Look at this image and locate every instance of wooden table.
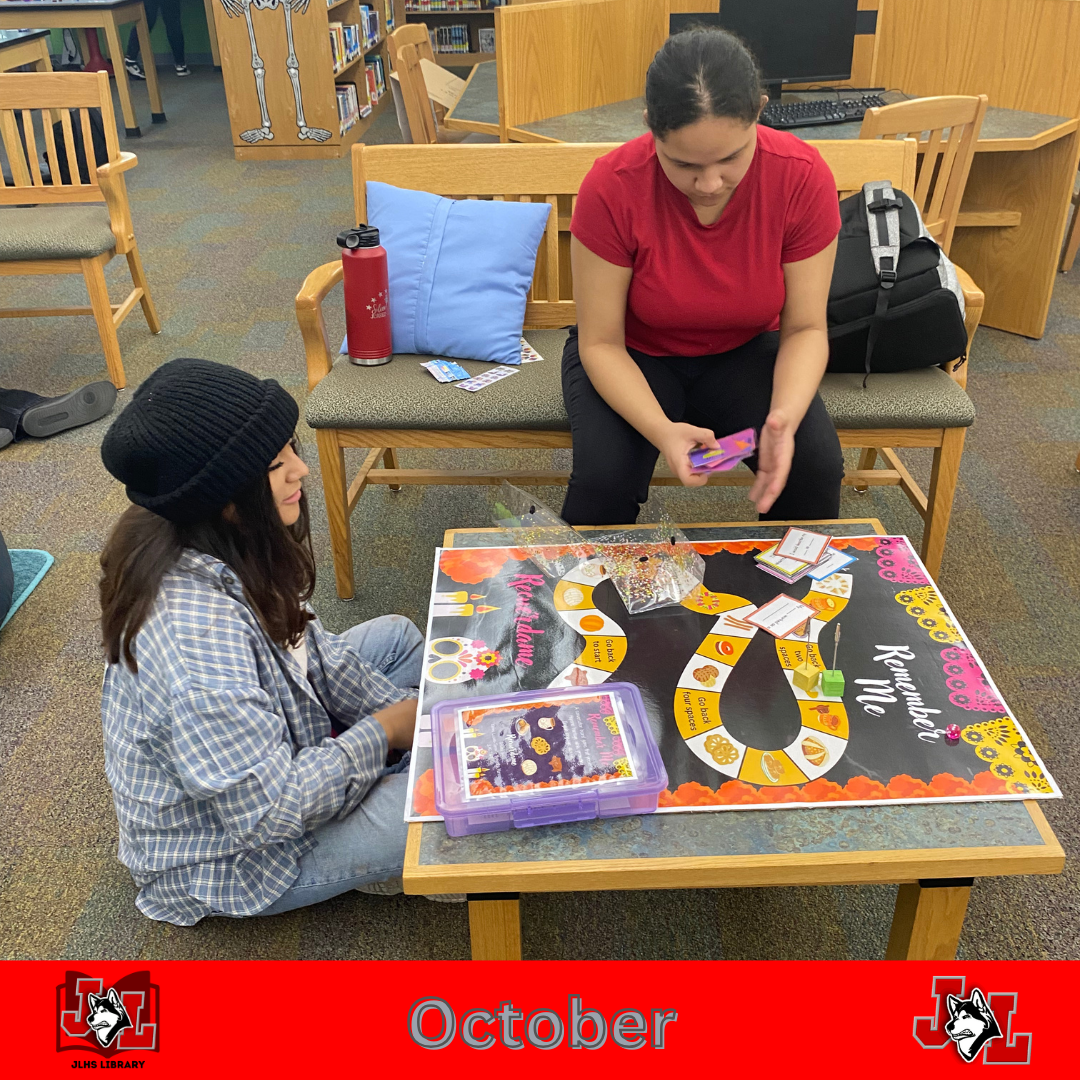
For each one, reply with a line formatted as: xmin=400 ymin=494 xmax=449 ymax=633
xmin=0 ymin=28 xmax=52 ymax=73
xmin=447 ymin=81 xmax=1079 ymax=340
xmin=0 ymin=0 xmax=165 ymax=137
xmin=403 ymin=518 xmax=1065 ymax=961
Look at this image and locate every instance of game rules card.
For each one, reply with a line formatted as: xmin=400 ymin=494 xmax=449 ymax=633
xmin=454 ymin=691 xmax=635 ymax=799
xmin=745 ymin=594 xmax=818 ymax=639
xmin=774 ymin=527 xmax=831 ymax=564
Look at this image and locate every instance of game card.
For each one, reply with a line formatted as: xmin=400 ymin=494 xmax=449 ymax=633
xmin=806 ymin=546 xmax=857 ymax=580
xmin=755 ymin=543 xmax=810 ymax=577
xmin=745 ymin=594 xmax=818 ymax=639
xmin=455 ymin=366 xmax=519 ymax=392
xmin=454 ymin=691 xmax=635 ymax=799
xmin=688 ymin=427 xmax=756 ymax=473
xmin=774 ymin=527 xmax=831 ymax=565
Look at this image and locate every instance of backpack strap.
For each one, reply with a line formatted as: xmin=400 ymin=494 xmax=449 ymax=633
xmin=862 ymin=181 xmax=903 ymax=384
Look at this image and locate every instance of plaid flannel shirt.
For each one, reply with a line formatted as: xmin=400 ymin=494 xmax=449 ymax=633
xmin=101 ymin=550 xmax=414 ymax=925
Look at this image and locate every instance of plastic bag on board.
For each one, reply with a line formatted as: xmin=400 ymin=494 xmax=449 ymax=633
xmin=491 ymin=482 xmax=594 ymax=579
xmin=590 ymin=499 xmax=704 ymax=615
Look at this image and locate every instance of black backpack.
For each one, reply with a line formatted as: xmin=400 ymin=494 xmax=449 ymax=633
xmin=48 ymin=108 xmax=109 ymax=185
xmin=826 ymin=181 xmax=968 ymax=380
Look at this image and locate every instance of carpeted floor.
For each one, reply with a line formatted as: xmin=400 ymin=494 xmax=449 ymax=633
xmin=1 ymin=69 xmax=1078 ymax=961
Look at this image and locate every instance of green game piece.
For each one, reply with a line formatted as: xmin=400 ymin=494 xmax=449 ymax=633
xmin=821 ymin=669 xmax=845 ymax=697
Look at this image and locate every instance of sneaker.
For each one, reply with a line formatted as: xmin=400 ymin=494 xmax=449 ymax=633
xmin=124 ymin=58 xmax=146 ymax=80
xmin=174 ymin=63 xmax=190 ymax=76
xmin=18 ymin=381 xmax=118 ymax=439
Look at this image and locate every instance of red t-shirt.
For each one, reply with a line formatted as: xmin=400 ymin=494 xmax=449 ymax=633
xmin=570 ymin=126 xmax=841 ymax=357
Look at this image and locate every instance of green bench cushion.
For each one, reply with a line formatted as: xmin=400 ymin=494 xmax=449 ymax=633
xmin=304 ymin=328 xmax=975 ymax=432
xmin=0 ymin=205 xmax=116 ymax=261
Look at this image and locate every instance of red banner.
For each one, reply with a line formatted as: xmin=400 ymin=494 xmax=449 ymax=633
xmin=4 ymin=961 xmax=1073 ymax=1076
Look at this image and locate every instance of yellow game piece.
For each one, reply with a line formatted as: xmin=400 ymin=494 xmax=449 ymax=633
xmin=792 ymin=661 xmax=820 ymax=693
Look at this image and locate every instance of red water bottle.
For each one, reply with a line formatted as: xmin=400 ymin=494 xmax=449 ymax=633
xmin=338 ymin=225 xmax=392 ymax=366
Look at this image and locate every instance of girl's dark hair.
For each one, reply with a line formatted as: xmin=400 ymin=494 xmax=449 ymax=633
xmin=100 ymin=445 xmax=315 ymax=672
xmin=645 ymin=28 xmax=763 ymax=137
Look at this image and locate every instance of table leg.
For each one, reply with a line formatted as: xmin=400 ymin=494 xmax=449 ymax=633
xmin=102 ymin=16 xmax=140 ymax=137
xmin=885 ymin=878 xmax=972 ymax=960
xmin=467 ymin=893 xmax=521 ymax=960
xmin=36 ymin=38 xmax=53 ymax=73
xmin=135 ymin=14 xmax=166 ymax=123
xmin=76 ymin=29 xmax=91 ymax=70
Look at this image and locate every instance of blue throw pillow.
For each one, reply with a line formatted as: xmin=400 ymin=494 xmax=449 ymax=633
xmin=363 ymin=181 xmax=551 ymax=365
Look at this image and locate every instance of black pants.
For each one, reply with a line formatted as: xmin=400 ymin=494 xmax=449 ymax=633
xmin=560 ymin=328 xmax=844 ymax=526
xmin=127 ymin=0 xmax=185 ymax=64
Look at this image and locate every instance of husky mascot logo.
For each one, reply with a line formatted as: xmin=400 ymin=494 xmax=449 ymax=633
xmin=914 ymin=975 xmax=1032 ymax=1064
xmin=56 ymin=970 xmax=160 ymax=1057
xmin=944 ymin=989 xmax=1003 ymax=1062
xmin=85 ymin=987 xmax=133 ymax=1048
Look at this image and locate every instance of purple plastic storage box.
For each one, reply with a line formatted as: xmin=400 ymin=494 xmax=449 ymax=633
xmin=430 ymin=683 xmax=667 ymax=837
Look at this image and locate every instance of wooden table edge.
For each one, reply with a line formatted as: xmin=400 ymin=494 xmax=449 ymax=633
xmin=443 ymin=517 xmax=888 ymax=547
xmin=444 ymin=63 xmax=499 ymax=135
xmin=403 ymin=826 xmax=1064 ymax=895
xmin=972 ymin=117 xmax=1080 ymax=154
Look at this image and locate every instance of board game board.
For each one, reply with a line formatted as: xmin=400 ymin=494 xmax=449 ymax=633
xmin=404 ymin=535 xmax=1059 ymax=820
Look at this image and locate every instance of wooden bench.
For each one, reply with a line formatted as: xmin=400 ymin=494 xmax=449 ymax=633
xmin=296 ymin=139 xmax=983 ymax=599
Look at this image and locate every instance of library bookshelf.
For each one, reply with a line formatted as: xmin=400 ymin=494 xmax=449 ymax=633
xmin=404 ymin=1 xmax=503 ymax=67
xmin=212 ymin=0 xmax=405 ymax=160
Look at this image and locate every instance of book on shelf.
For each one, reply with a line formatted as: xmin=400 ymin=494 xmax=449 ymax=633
xmin=365 ymin=53 xmax=386 ymax=100
xmin=433 ymin=23 xmax=470 ymax=53
xmin=384 ymin=0 xmax=395 ymax=32
xmin=329 ymin=22 xmax=346 ymax=73
xmin=405 ymin=1 xmax=484 ymax=11
xmin=359 ymin=5 xmax=380 ymax=49
xmin=335 ymin=81 xmax=361 ymax=135
xmin=342 ymin=23 xmax=362 ymax=62
xmin=478 ymin=26 xmax=494 ymax=52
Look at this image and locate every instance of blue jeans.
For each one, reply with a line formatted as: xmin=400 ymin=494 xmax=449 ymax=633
xmin=255 ymin=614 xmax=423 ymax=917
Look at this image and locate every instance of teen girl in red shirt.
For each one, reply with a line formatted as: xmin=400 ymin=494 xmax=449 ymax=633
xmin=562 ymin=28 xmax=843 ymax=525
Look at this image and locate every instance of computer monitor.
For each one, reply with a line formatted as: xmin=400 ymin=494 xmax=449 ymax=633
xmin=670 ymin=1 xmax=860 ymax=98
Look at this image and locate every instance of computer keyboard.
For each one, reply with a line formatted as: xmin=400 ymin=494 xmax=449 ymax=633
xmin=760 ymin=94 xmax=888 ymax=130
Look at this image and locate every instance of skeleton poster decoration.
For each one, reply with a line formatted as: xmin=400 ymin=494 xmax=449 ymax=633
xmin=220 ymin=0 xmax=332 ymax=144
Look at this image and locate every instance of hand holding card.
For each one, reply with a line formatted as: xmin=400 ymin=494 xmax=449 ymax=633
xmin=688 ymin=427 xmax=757 ymax=473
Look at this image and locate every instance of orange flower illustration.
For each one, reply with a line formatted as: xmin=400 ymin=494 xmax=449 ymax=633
xmin=439 ymin=547 xmax=527 ymax=584
xmin=412 ymin=768 xmax=437 ymax=816
xmin=658 ymin=770 xmax=1011 ymax=808
xmin=830 ymin=537 xmax=881 ymax=551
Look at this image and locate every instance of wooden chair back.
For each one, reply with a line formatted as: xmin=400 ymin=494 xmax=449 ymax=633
xmin=859 ymin=94 xmax=988 ymax=254
xmin=386 ymin=23 xmax=440 ymax=145
xmin=352 ymin=138 xmax=917 ymax=330
xmin=494 ymin=0 xmax=668 ymax=139
xmin=0 ymin=71 xmax=120 ymax=204
xmin=812 ymin=136 xmax=919 ymax=200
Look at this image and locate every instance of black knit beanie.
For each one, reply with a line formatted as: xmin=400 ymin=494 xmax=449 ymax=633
xmin=101 ymin=358 xmax=299 ymax=523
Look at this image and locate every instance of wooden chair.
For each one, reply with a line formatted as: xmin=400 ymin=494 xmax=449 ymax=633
xmin=296 ymin=139 xmax=983 ymax=599
xmin=1060 ymin=180 xmax=1080 ymax=272
xmin=0 ymin=71 xmax=160 ymax=390
xmin=386 ymin=24 xmax=498 ymax=145
xmin=859 ymin=94 xmax=988 ymax=257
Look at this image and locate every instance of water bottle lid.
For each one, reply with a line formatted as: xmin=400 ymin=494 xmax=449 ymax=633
xmin=337 ymin=225 xmax=380 ymax=249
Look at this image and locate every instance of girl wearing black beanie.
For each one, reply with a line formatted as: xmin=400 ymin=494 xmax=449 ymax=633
xmin=98 ymin=358 xmax=424 ymax=925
